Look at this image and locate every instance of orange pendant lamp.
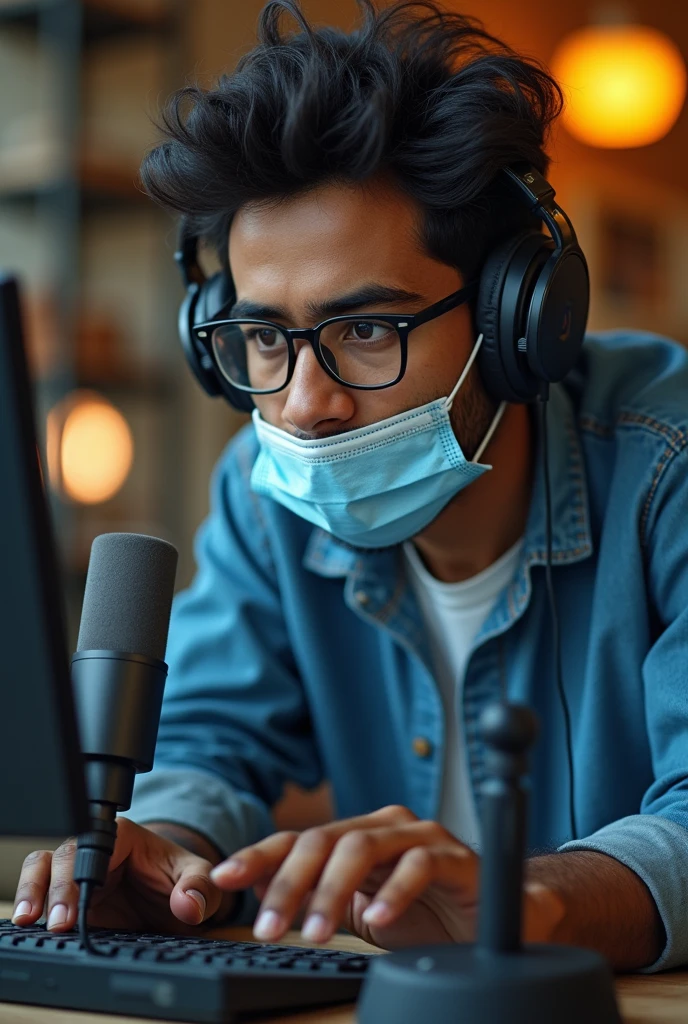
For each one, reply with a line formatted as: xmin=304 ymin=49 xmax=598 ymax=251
xmin=551 ymin=15 xmax=686 ymax=148
xmin=47 ymin=390 xmax=134 ymax=504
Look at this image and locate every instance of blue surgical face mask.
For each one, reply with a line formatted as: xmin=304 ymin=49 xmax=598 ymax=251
xmin=250 ymin=332 xmax=506 ymax=549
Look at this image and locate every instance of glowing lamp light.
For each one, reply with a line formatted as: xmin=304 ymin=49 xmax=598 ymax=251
xmin=47 ymin=390 xmax=134 ymax=504
xmin=552 ymin=24 xmax=687 ymax=148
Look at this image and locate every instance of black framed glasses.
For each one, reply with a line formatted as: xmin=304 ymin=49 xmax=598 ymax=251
xmin=192 ymin=280 xmax=478 ymax=394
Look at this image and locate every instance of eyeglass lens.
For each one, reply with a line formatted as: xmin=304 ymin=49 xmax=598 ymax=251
xmin=211 ymin=319 xmax=403 ymax=391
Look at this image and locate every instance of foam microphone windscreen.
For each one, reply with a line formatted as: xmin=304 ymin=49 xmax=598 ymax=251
xmin=76 ymin=533 xmax=179 ymax=662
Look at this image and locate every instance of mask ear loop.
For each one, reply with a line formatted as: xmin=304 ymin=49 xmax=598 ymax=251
xmin=441 ymin=332 xmax=507 ymax=466
xmin=444 ymin=333 xmax=484 ymax=410
xmin=471 ymin=401 xmax=507 ymax=465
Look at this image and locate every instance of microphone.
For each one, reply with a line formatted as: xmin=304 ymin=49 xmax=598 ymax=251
xmin=71 ymin=533 xmax=178 ymax=902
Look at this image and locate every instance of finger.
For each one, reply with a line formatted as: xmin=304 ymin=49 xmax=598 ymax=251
xmin=169 ymin=855 xmax=230 ymax=926
xmin=259 ymin=820 xmax=446 ymax=942
xmin=251 ymin=863 xmax=289 ymax=903
xmin=361 ymin=844 xmax=477 ymax=929
xmin=250 ymin=828 xmax=343 ymax=940
xmin=12 ymin=850 xmax=54 ymax=926
xmin=210 ymin=831 xmax=300 ymax=890
xmin=253 ymin=820 xmax=407 ymax=939
xmin=210 ymin=805 xmax=417 ymax=891
xmin=300 ymin=821 xmax=461 ymax=942
xmin=108 ymin=816 xmax=218 ymax=927
xmin=45 ymin=839 xmax=80 ymax=932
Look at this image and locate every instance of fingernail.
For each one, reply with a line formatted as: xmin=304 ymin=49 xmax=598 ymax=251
xmin=12 ymin=901 xmax=31 ymax=923
xmin=185 ymin=889 xmax=206 ymax=921
xmin=254 ymin=909 xmax=285 ymax=941
xmin=47 ymin=904 xmax=68 ymax=930
xmin=210 ymin=859 xmax=245 ymax=882
xmin=362 ymin=901 xmax=392 ymax=926
xmin=301 ymin=913 xmax=330 ymax=943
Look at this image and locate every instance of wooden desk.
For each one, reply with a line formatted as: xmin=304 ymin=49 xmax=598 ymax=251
xmin=0 ymin=902 xmax=686 ymax=1023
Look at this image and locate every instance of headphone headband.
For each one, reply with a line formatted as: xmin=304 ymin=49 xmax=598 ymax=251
xmin=503 ymin=164 xmax=577 ymax=252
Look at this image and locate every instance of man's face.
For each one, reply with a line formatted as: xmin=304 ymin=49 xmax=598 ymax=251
xmin=228 ymin=177 xmax=494 ymax=452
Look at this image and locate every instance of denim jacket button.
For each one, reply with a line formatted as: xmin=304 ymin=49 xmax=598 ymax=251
xmin=412 ymin=736 xmax=433 ymax=758
xmin=356 ymin=592 xmax=370 ymax=606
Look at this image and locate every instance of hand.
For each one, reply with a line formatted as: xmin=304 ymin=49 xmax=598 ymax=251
xmin=210 ymin=804 xmax=564 ymax=949
xmin=11 ymin=818 xmax=235 ymax=935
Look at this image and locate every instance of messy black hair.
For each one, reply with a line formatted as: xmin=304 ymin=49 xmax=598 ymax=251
xmin=141 ymin=0 xmax=563 ymax=283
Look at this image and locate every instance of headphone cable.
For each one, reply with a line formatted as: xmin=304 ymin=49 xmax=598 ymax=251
xmin=539 ymin=393 xmax=578 ymax=841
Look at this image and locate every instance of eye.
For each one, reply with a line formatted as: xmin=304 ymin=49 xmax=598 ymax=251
xmin=244 ymin=327 xmax=286 ymax=351
xmin=257 ymin=329 xmax=279 ymax=348
xmin=347 ymin=321 xmax=394 ymax=343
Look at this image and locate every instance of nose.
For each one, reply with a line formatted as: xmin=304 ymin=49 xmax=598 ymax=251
xmin=281 ymin=340 xmax=355 ymax=436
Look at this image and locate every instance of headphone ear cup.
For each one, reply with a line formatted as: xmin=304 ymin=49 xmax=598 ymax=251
xmin=180 ymin=271 xmax=255 ymax=414
xmin=194 ymin=271 xmax=234 ymax=323
xmin=524 ymin=246 xmax=589 ymax=385
xmin=178 ymin=281 xmax=222 ymax=397
xmin=476 ymin=230 xmax=552 ymax=404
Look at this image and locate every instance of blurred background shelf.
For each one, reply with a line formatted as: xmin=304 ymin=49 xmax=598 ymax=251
xmin=0 ymin=0 xmax=195 ymax=641
xmin=0 ymin=0 xmax=174 ymax=41
xmin=0 ymin=159 xmax=145 ymax=205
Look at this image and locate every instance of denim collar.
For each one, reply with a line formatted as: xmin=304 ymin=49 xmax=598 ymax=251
xmin=303 ymin=383 xmax=593 ymax=617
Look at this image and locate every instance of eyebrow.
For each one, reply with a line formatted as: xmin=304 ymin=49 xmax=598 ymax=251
xmin=229 ymin=284 xmax=425 ymax=323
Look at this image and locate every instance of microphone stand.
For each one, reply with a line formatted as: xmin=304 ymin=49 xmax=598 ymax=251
xmin=70 ymin=648 xmax=168 ymax=953
xmin=357 ymin=701 xmax=622 ymax=1024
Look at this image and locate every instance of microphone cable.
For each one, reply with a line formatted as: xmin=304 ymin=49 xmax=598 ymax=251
xmin=539 ymin=392 xmax=578 ymax=842
xmin=75 ymin=805 xmax=120 ymax=956
xmin=78 ymin=881 xmax=107 ymax=956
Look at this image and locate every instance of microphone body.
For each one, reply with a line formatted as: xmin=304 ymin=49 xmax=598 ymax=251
xmin=70 ymin=533 xmax=178 ymax=891
xmin=71 ymin=650 xmax=167 ymax=811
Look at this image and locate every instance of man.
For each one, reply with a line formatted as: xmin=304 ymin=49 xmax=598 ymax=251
xmin=13 ymin=0 xmax=688 ymax=973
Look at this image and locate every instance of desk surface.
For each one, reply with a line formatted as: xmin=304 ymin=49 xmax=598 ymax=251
xmin=0 ymin=902 xmax=686 ymax=1023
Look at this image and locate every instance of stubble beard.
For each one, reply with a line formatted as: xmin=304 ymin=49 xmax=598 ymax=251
xmin=449 ymin=366 xmax=499 ymax=461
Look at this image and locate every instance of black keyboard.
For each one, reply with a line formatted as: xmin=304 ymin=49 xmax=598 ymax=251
xmin=0 ymin=919 xmax=374 ymax=1022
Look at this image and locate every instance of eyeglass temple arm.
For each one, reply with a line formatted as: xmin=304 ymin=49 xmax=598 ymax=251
xmin=412 ymin=280 xmax=479 ymax=328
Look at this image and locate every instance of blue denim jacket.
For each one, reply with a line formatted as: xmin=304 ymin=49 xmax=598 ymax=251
xmin=127 ymin=331 xmax=688 ymax=971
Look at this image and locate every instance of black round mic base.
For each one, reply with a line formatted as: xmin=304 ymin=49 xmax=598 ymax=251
xmin=356 ymin=943 xmax=622 ymax=1024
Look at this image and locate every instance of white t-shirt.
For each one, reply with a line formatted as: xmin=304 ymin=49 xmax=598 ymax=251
xmin=403 ymin=537 xmax=524 ymax=850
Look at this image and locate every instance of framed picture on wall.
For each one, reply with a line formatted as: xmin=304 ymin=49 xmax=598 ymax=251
xmin=597 ymin=209 xmax=665 ymax=309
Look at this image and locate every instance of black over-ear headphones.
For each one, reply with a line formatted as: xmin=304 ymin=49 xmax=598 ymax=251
xmin=174 ymin=227 xmax=256 ymax=414
xmin=174 ymin=163 xmax=589 ymax=412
